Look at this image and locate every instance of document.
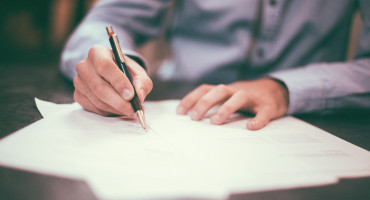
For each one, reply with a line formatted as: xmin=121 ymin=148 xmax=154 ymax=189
xmin=0 ymin=99 xmax=369 ymax=200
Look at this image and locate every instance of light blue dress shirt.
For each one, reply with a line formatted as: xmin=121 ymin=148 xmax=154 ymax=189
xmin=61 ymin=0 xmax=370 ymax=115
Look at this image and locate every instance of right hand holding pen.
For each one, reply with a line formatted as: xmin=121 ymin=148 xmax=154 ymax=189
xmin=73 ymin=46 xmax=153 ymax=117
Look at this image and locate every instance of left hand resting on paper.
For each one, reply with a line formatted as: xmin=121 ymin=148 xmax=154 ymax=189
xmin=176 ymin=78 xmax=289 ymax=130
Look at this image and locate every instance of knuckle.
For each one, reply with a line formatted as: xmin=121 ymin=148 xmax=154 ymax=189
xmin=198 ymin=98 xmax=211 ymax=108
xmin=215 ymin=84 xmax=233 ymax=94
xmin=221 ymin=103 xmax=234 ymax=113
xmin=235 ymin=91 xmax=248 ymax=102
xmin=178 ymin=98 xmax=191 ymax=110
xmin=198 ymin=84 xmax=211 ymax=92
xmin=73 ymin=91 xmax=80 ymax=102
xmin=94 ymin=58 xmax=107 ymax=74
xmin=91 ymin=84 xmax=105 ymax=96
xmin=184 ymin=92 xmax=200 ymax=104
xmin=111 ymin=76 xmax=125 ymax=89
xmin=88 ymin=46 xmax=100 ymax=59
xmin=73 ymin=76 xmax=83 ymax=88
xmin=75 ymin=61 xmax=86 ymax=74
xmin=94 ymin=101 xmax=107 ymax=110
xmin=88 ymin=46 xmax=109 ymax=73
xmin=72 ymin=76 xmax=78 ymax=87
xmin=236 ymin=90 xmax=247 ymax=97
xmin=216 ymin=84 xmax=227 ymax=91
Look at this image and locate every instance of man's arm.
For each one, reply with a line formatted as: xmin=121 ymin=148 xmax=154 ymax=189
xmin=177 ymin=0 xmax=370 ymax=130
xmin=270 ymin=59 xmax=370 ymax=115
xmin=61 ymin=0 xmax=171 ymax=116
xmin=270 ymin=0 xmax=370 ymax=115
xmin=60 ymin=0 xmax=171 ymax=80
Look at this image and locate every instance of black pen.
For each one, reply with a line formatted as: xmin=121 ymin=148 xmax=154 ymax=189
xmin=106 ymin=25 xmax=146 ymax=129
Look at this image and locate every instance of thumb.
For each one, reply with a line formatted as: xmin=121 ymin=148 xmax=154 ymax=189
xmin=132 ymin=78 xmax=153 ymax=103
xmin=125 ymin=57 xmax=153 ymax=103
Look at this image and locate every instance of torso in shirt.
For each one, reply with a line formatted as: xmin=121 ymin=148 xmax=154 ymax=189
xmin=161 ymin=0 xmax=357 ymax=84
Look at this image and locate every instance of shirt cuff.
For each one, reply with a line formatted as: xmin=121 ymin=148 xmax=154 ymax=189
xmin=268 ymin=65 xmax=328 ymax=114
xmin=121 ymin=49 xmax=150 ymax=74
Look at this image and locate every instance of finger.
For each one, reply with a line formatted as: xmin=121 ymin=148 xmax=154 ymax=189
xmin=125 ymin=56 xmax=153 ymax=103
xmin=176 ymin=84 xmax=213 ymax=115
xmin=76 ymin=59 xmax=134 ymax=117
xmin=73 ymin=75 xmax=120 ymax=115
xmin=74 ymin=90 xmax=111 ymax=116
xmin=88 ymin=74 xmax=135 ymax=117
xmin=210 ymin=91 xmax=248 ymax=125
xmin=246 ymin=107 xmax=273 ymax=130
xmin=190 ymin=84 xmax=233 ymax=121
xmin=89 ymin=46 xmax=135 ymax=101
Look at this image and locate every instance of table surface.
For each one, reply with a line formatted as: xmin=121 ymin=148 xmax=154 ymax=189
xmin=0 ymin=63 xmax=370 ymax=200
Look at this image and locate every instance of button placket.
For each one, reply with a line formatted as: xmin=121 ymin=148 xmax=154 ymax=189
xmin=252 ymin=0 xmax=284 ymax=63
xmin=257 ymin=47 xmax=265 ymax=58
xmin=269 ymin=0 xmax=277 ymax=7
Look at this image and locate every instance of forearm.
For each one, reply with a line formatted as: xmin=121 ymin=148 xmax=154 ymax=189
xmin=60 ymin=21 xmax=145 ymax=80
xmin=60 ymin=0 xmax=171 ymax=80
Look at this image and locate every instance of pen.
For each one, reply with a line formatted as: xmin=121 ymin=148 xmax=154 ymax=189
xmin=106 ymin=25 xmax=146 ymax=129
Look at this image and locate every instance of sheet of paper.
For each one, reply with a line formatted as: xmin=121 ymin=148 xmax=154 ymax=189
xmin=0 ymin=99 xmax=369 ymax=200
xmin=2 ymin=99 xmax=227 ymax=199
xmin=144 ymin=101 xmax=370 ymax=192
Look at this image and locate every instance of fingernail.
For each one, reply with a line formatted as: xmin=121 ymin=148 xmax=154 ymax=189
xmin=190 ymin=110 xmax=198 ymax=120
xmin=211 ymin=114 xmax=221 ymax=124
xmin=122 ymin=89 xmax=132 ymax=101
xmin=249 ymin=120 xmax=257 ymax=126
xmin=177 ymin=106 xmax=185 ymax=114
xmin=247 ymin=120 xmax=258 ymax=130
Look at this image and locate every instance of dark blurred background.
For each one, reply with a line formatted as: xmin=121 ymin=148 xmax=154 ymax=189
xmin=0 ymin=0 xmax=97 ymax=64
xmin=0 ymin=0 xmax=170 ymax=74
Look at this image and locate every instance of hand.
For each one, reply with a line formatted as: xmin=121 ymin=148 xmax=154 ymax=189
xmin=176 ymin=78 xmax=289 ymax=130
xmin=73 ymin=46 xmax=153 ymax=117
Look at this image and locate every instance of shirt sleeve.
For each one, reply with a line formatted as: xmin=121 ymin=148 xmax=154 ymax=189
xmin=270 ymin=60 xmax=370 ymax=114
xmin=269 ymin=0 xmax=370 ymax=115
xmin=60 ymin=0 xmax=171 ymax=80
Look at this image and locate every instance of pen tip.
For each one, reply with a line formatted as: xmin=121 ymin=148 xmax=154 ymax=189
xmin=136 ymin=110 xmax=146 ymax=130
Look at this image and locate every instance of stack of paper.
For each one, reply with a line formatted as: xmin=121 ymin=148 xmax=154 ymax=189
xmin=0 ymin=99 xmax=369 ymax=200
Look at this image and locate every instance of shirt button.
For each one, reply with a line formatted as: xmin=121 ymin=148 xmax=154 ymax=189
xmin=257 ymin=48 xmax=265 ymax=58
xmin=270 ymin=0 xmax=277 ymax=6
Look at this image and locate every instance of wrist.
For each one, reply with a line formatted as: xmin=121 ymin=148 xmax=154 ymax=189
xmin=266 ymin=77 xmax=290 ymax=112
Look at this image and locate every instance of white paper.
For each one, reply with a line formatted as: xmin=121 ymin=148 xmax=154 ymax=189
xmin=0 ymin=99 xmax=369 ymax=200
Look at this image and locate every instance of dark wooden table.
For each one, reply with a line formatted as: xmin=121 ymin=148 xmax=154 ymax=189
xmin=0 ymin=63 xmax=370 ymax=200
